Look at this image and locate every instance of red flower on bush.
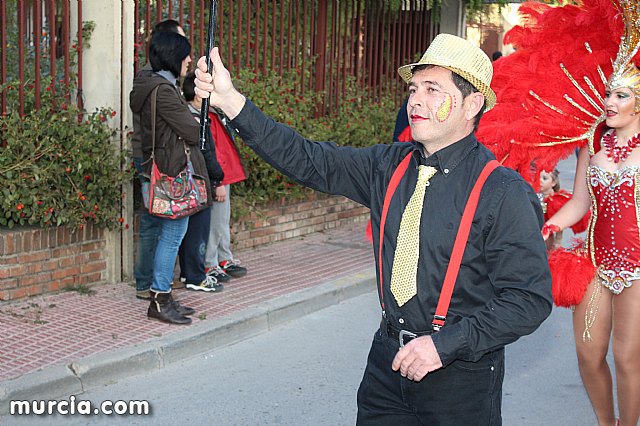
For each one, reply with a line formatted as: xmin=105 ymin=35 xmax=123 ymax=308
xmin=16 ymin=203 xmax=24 ymax=211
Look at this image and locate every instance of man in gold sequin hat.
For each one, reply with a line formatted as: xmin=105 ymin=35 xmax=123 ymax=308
xmin=192 ymin=29 xmax=552 ymax=423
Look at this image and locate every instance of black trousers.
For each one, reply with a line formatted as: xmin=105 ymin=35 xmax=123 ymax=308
xmin=178 ymin=207 xmax=211 ymax=284
xmin=356 ymin=328 xmax=504 ymax=426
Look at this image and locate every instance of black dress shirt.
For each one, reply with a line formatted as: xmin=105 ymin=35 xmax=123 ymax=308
xmin=232 ymin=101 xmax=553 ymax=367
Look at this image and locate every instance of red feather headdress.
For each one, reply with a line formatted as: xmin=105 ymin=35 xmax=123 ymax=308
xmin=477 ymin=0 xmax=640 ymax=186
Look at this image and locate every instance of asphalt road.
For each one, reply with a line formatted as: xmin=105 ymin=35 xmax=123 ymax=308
xmin=1 ymin=289 xmax=602 ymax=426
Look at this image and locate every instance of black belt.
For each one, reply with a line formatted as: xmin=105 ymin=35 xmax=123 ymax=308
xmin=381 ymin=318 xmax=433 ymax=348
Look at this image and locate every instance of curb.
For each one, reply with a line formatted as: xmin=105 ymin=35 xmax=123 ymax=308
xmin=0 ymin=269 xmax=376 ymax=415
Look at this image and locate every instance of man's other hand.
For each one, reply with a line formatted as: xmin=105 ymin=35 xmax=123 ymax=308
xmin=391 ymin=335 xmax=443 ymax=382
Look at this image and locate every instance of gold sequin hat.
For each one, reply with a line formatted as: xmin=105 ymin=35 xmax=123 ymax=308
xmin=397 ymin=33 xmax=496 ymax=111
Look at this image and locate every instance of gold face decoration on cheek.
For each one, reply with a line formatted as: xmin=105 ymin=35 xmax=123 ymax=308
xmin=435 ymin=93 xmax=453 ymax=122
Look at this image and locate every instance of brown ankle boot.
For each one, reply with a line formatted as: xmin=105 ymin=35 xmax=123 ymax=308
xmin=148 ymin=291 xmax=192 ymax=325
xmin=169 ymin=293 xmax=195 ymax=316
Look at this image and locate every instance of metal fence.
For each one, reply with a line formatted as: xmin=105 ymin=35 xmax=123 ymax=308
xmin=135 ymin=0 xmax=436 ymax=113
xmin=0 ymin=0 xmax=84 ymax=116
xmin=1 ymin=0 xmax=435 ymax=117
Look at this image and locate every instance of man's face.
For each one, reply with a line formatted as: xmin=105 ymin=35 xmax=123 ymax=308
xmin=406 ymin=67 xmax=468 ymax=147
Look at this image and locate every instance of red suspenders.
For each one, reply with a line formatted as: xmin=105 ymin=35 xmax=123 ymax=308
xmin=377 ymin=153 xmax=413 ymax=310
xmin=377 ymin=151 xmax=500 ymax=331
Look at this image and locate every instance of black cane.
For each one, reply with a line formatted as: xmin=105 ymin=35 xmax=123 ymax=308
xmin=199 ymin=0 xmax=217 ymax=150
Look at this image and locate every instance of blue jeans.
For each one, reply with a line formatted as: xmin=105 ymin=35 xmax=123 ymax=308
xmin=356 ymin=328 xmax=504 ymax=425
xmin=178 ymin=207 xmax=211 ymax=284
xmin=133 ymin=157 xmax=163 ymax=292
xmin=151 ymin=216 xmax=189 ymax=293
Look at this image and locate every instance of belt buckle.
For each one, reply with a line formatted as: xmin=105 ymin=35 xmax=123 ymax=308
xmin=398 ymin=329 xmax=417 ymax=348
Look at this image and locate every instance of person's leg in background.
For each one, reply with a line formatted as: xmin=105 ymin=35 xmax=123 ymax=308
xmin=213 ymin=185 xmax=247 ymax=279
xmin=148 ymin=216 xmax=192 ymax=324
xmin=133 ymin=157 xmax=162 ymax=300
xmin=180 ymin=207 xmax=223 ymax=293
xmin=204 ymin=184 xmax=234 ymax=282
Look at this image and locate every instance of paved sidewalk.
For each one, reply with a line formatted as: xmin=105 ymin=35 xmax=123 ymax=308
xmin=0 ymin=220 xmax=375 ymax=414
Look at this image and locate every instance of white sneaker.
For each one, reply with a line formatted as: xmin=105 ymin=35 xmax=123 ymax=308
xmin=185 ymin=275 xmax=224 ymax=292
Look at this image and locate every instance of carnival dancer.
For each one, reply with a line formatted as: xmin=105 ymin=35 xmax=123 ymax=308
xmin=475 ymin=1 xmax=640 ymax=424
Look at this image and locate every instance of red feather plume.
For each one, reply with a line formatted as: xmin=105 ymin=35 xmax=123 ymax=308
xmin=477 ymin=0 xmax=626 ymax=187
xmin=548 ymin=246 xmax=596 ymax=307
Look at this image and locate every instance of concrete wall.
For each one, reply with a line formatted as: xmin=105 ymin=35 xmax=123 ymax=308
xmin=74 ymin=0 xmax=136 ymax=284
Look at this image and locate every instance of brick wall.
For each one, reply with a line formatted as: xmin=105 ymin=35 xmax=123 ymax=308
xmin=232 ymin=195 xmax=369 ymax=250
xmin=0 ymin=224 xmax=106 ymax=301
xmin=0 ymin=195 xmax=369 ymax=302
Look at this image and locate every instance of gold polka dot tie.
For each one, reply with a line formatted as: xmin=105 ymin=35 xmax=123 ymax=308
xmin=390 ymin=165 xmax=437 ymax=307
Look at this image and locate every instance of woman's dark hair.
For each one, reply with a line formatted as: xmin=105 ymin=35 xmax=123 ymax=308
xmin=148 ymin=31 xmax=191 ymax=78
xmin=152 ymin=19 xmax=182 ymax=36
xmin=411 ymin=64 xmax=485 ymax=131
xmin=182 ymin=72 xmax=197 ymax=102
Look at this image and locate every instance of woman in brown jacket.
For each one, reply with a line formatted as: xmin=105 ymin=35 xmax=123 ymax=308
xmin=130 ymin=31 xmax=212 ymax=325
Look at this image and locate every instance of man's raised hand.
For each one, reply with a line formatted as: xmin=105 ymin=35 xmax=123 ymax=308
xmin=194 ymin=47 xmax=246 ymax=119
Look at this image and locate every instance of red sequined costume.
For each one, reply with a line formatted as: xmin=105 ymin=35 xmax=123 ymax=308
xmin=587 ymin=133 xmax=640 ymax=294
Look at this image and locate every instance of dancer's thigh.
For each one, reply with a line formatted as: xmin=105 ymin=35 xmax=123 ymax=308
xmin=573 ymin=279 xmax=613 ymax=357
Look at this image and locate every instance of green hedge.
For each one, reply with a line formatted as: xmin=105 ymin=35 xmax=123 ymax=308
xmin=0 ymin=79 xmax=131 ymax=229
